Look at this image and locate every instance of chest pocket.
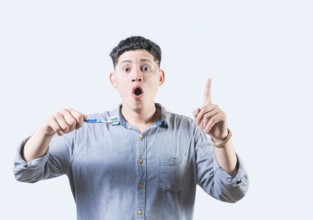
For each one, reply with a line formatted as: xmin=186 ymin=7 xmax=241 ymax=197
xmin=159 ymin=156 xmax=184 ymax=192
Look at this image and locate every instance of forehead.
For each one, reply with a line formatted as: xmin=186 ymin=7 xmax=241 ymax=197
xmin=117 ymin=49 xmax=155 ymax=65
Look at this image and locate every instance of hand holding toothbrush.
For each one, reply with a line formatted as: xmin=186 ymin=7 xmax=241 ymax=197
xmin=41 ymin=108 xmax=87 ymax=136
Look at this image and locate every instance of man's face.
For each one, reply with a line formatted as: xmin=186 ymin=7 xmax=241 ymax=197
xmin=110 ymin=49 xmax=165 ymax=112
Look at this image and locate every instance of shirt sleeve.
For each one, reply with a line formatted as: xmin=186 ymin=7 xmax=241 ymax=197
xmin=13 ymin=132 xmax=75 ymax=183
xmin=194 ymin=126 xmax=249 ymax=203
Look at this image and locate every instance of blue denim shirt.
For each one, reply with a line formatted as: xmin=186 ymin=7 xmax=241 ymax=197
xmin=14 ymin=103 xmax=249 ymax=220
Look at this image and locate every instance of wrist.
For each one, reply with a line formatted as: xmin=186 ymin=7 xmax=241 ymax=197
xmin=37 ymin=126 xmax=55 ymax=139
xmin=211 ymin=128 xmax=232 ymax=148
xmin=212 ymin=131 xmax=228 ymax=141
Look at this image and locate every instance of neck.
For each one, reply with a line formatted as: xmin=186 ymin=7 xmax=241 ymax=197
xmin=121 ymin=104 xmax=159 ymax=132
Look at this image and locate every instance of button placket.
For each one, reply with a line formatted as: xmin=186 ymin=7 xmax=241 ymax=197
xmin=136 ymin=132 xmax=146 ymax=219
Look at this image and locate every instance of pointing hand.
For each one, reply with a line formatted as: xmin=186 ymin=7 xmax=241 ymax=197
xmin=193 ymin=79 xmax=228 ymax=141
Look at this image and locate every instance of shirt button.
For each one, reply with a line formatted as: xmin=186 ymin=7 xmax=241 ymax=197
xmin=138 ymin=183 xmax=143 ymax=189
xmin=137 ymin=210 xmax=143 ymax=215
xmin=138 ymin=134 xmax=143 ymax=139
xmin=138 ymin=159 xmax=143 ymax=164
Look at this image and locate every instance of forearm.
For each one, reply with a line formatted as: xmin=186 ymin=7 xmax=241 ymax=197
xmin=22 ymin=108 xmax=86 ymax=161
xmin=214 ymin=140 xmax=238 ymax=176
xmin=23 ymin=128 xmax=54 ymax=162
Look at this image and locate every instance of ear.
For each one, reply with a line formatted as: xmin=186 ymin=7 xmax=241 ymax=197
xmin=159 ymin=69 xmax=165 ymax=86
xmin=109 ymin=72 xmax=117 ymax=88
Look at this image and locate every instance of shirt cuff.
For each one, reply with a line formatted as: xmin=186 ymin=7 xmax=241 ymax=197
xmin=14 ymin=137 xmax=49 ymax=169
xmin=213 ymin=154 xmax=248 ymax=187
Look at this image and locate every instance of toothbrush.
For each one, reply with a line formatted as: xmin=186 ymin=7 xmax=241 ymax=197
xmin=84 ymin=116 xmax=119 ymax=124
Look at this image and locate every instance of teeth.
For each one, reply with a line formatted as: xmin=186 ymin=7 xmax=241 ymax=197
xmin=134 ymin=88 xmax=142 ymax=96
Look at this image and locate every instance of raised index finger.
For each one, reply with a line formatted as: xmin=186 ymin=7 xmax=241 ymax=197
xmin=203 ymin=78 xmax=212 ymax=105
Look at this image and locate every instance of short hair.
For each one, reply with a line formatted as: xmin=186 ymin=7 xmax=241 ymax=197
xmin=110 ymin=36 xmax=161 ymax=68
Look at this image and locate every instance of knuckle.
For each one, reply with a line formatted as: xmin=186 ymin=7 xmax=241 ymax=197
xmin=70 ymin=122 xmax=76 ymax=129
xmin=203 ymin=113 xmax=211 ymax=120
xmin=77 ymin=114 xmax=84 ymax=121
xmin=55 ymin=112 xmax=63 ymax=118
xmin=55 ymin=127 xmax=62 ymax=133
xmin=76 ymin=123 xmax=83 ymax=130
xmin=67 ymin=117 xmax=76 ymax=125
xmin=60 ymin=108 xmax=68 ymax=113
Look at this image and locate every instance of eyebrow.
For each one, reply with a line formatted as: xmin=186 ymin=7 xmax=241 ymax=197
xmin=119 ymin=59 xmax=155 ymax=64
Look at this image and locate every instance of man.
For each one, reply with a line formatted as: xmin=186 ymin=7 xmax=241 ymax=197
xmin=14 ymin=36 xmax=249 ymax=220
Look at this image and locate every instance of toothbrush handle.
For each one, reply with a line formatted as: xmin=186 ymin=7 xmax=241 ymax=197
xmin=84 ymin=119 xmax=100 ymax=123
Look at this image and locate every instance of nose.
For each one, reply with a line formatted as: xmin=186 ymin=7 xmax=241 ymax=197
xmin=131 ymin=68 xmax=143 ymax=82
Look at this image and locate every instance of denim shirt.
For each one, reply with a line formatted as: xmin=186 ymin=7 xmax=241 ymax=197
xmin=14 ymin=103 xmax=249 ymax=220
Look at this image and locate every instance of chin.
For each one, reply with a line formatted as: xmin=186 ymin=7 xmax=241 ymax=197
xmin=123 ymin=101 xmax=144 ymax=112
xmin=135 ymin=102 xmax=147 ymax=111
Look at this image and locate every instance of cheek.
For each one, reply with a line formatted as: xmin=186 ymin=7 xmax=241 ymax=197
xmin=117 ymin=83 xmax=130 ymax=96
xmin=148 ymin=77 xmax=162 ymax=88
xmin=146 ymin=84 xmax=160 ymax=96
xmin=115 ymin=76 xmax=128 ymax=86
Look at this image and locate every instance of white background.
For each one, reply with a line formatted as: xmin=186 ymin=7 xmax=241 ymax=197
xmin=1 ymin=0 xmax=313 ymax=219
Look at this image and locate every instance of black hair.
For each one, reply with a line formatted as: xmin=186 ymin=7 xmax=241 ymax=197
xmin=110 ymin=36 xmax=161 ymax=68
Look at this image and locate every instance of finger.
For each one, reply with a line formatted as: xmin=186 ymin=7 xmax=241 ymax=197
xmin=195 ymin=106 xmax=215 ymax=126
xmin=54 ymin=112 xmax=71 ymax=133
xmin=46 ymin=118 xmax=65 ymax=136
xmin=68 ymin=108 xmax=86 ymax=129
xmin=42 ymin=118 xmax=58 ymax=135
xmin=201 ymin=107 xmax=220 ymax=129
xmin=60 ymin=109 xmax=78 ymax=132
xmin=193 ymin=108 xmax=201 ymax=119
xmin=203 ymin=78 xmax=212 ymax=105
xmin=203 ymin=113 xmax=226 ymax=134
xmin=195 ymin=105 xmax=216 ymax=126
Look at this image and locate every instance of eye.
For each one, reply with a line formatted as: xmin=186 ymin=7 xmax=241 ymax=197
xmin=141 ymin=65 xmax=151 ymax=72
xmin=122 ymin=66 xmax=131 ymax=73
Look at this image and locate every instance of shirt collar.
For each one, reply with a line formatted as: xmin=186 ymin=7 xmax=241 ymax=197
xmin=113 ymin=103 xmax=168 ymax=129
xmin=155 ymin=103 xmax=168 ymax=128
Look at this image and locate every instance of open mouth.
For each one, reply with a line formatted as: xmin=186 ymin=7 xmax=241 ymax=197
xmin=134 ymin=88 xmax=142 ymax=96
xmin=132 ymin=87 xmax=143 ymax=97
